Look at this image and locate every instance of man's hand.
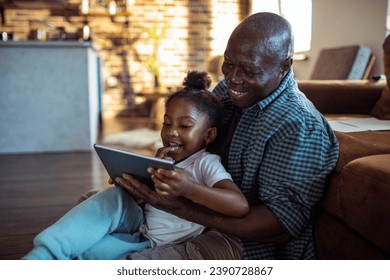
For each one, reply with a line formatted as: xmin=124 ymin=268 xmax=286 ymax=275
xmin=115 ymin=173 xmax=187 ymax=214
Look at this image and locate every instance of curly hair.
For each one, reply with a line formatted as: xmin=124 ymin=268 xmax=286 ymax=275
xmin=165 ymin=70 xmax=224 ymax=127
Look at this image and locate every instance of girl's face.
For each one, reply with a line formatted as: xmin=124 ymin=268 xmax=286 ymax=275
xmin=161 ymin=97 xmax=215 ymax=163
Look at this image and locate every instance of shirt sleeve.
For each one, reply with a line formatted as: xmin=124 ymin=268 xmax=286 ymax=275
xmin=195 ymin=153 xmax=233 ymax=188
xmin=258 ymin=124 xmax=339 ymax=237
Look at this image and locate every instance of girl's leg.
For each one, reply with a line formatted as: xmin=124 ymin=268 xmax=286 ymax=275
xmin=77 ymin=232 xmax=151 ymax=260
xmin=22 ymin=187 xmax=144 ymax=260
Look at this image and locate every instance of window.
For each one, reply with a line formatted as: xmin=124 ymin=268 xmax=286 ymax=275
xmin=387 ymin=0 xmax=390 ymax=36
xmin=250 ymin=0 xmax=312 ymax=53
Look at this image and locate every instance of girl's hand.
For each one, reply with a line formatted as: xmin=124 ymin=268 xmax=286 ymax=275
xmin=155 ymin=146 xmax=175 ymax=162
xmin=147 ymin=167 xmax=195 ymax=197
xmin=115 ymin=173 xmax=187 ymax=213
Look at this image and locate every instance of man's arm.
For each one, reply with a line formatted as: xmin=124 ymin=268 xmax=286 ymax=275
xmin=115 ymin=173 xmax=291 ymax=243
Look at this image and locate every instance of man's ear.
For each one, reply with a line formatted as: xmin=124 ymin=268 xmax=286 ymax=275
xmin=280 ymin=57 xmax=293 ymax=76
xmin=205 ymin=127 xmax=217 ymax=146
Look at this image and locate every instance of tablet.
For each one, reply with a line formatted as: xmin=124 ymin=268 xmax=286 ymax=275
xmin=94 ymin=144 xmax=174 ymax=188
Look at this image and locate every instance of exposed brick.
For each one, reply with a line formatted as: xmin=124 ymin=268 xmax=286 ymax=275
xmin=2 ymin=0 xmax=247 ymax=117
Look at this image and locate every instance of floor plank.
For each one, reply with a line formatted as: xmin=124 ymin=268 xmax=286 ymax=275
xmin=0 ymin=152 xmax=109 ymax=259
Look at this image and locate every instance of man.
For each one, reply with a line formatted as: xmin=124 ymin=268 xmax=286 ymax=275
xmin=116 ymin=12 xmax=339 ymax=259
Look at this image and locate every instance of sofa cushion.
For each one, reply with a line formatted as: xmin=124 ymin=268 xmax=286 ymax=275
xmin=335 ymin=154 xmax=390 ymax=252
xmin=371 ymin=47 xmax=390 ymax=120
xmin=310 ymin=45 xmax=372 ymax=80
xmin=332 ymin=131 xmax=390 ymax=172
xmin=321 ymin=131 xmax=390 ymax=250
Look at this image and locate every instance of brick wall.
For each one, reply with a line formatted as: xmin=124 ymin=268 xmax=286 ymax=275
xmin=1 ymin=0 xmax=249 ymax=118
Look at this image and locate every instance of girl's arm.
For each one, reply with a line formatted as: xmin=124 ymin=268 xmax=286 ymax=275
xmin=116 ymin=173 xmax=289 ymax=243
xmin=148 ymin=167 xmax=249 ymax=217
xmin=186 ymin=178 xmax=249 ymax=217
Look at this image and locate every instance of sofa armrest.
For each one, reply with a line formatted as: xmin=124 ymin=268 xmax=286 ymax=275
xmin=297 ymin=80 xmax=385 ymax=114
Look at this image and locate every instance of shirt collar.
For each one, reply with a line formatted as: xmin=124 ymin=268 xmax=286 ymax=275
xmin=256 ymin=69 xmax=294 ymax=112
xmin=174 ymin=148 xmax=206 ymax=169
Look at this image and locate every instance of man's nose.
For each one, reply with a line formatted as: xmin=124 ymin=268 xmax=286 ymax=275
xmin=228 ymin=68 xmax=244 ymax=84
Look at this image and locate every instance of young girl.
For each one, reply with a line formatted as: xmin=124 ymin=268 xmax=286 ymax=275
xmin=23 ymin=70 xmax=248 ymax=260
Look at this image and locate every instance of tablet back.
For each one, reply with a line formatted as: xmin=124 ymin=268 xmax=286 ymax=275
xmin=94 ymin=144 xmax=174 ymax=187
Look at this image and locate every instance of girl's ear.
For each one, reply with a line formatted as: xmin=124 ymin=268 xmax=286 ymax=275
xmin=205 ymin=127 xmax=217 ymax=146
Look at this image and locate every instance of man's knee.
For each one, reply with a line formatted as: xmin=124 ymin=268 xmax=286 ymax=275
xmin=127 ymin=243 xmax=189 ymax=260
xmin=184 ymin=230 xmax=243 ymax=260
xmin=127 ymin=230 xmax=243 ymax=260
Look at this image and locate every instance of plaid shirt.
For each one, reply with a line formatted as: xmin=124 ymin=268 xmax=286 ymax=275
xmin=210 ymin=70 xmax=339 ymax=259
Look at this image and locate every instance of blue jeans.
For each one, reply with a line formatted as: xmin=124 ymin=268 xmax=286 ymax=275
xmin=22 ymin=187 xmax=151 ymax=260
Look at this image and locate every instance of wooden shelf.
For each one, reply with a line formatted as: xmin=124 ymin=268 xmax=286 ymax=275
xmin=0 ymin=1 xmax=131 ymax=18
xmin=82 ymin=11 xmax=131 ymax=17
xmin=0 ymin=0 xmax=66 ymax=10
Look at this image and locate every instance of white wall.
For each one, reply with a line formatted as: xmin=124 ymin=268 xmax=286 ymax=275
xmin=293 ymin=0 xmax=388 ymax=80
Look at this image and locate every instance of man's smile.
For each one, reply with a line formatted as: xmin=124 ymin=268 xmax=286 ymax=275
xmin=229 ymin=88 xmax=251 ymax=104
xmin=230 ymin=88 xmax=247 ymax=97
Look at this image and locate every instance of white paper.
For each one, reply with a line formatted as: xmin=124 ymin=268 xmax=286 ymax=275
xmin=328 ymin=117 xmax=390 ymax=132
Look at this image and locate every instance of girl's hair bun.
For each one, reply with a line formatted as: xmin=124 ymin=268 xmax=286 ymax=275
xmin=182 ymin=70 xmax=211 ymax=90
xmin=166 ymin=70 xmax=224 ymax=128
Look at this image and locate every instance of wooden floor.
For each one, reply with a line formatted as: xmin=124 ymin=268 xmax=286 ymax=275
xmin=0 ymin=116 xmax=157 ymax=259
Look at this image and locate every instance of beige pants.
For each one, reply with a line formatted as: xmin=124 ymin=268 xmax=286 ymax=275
xmin=127 ymin=229 xmax=243 ymax=260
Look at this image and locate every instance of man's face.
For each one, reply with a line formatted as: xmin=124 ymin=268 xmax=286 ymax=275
xmin=221 ymin=31 xmax=285 ymax=109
